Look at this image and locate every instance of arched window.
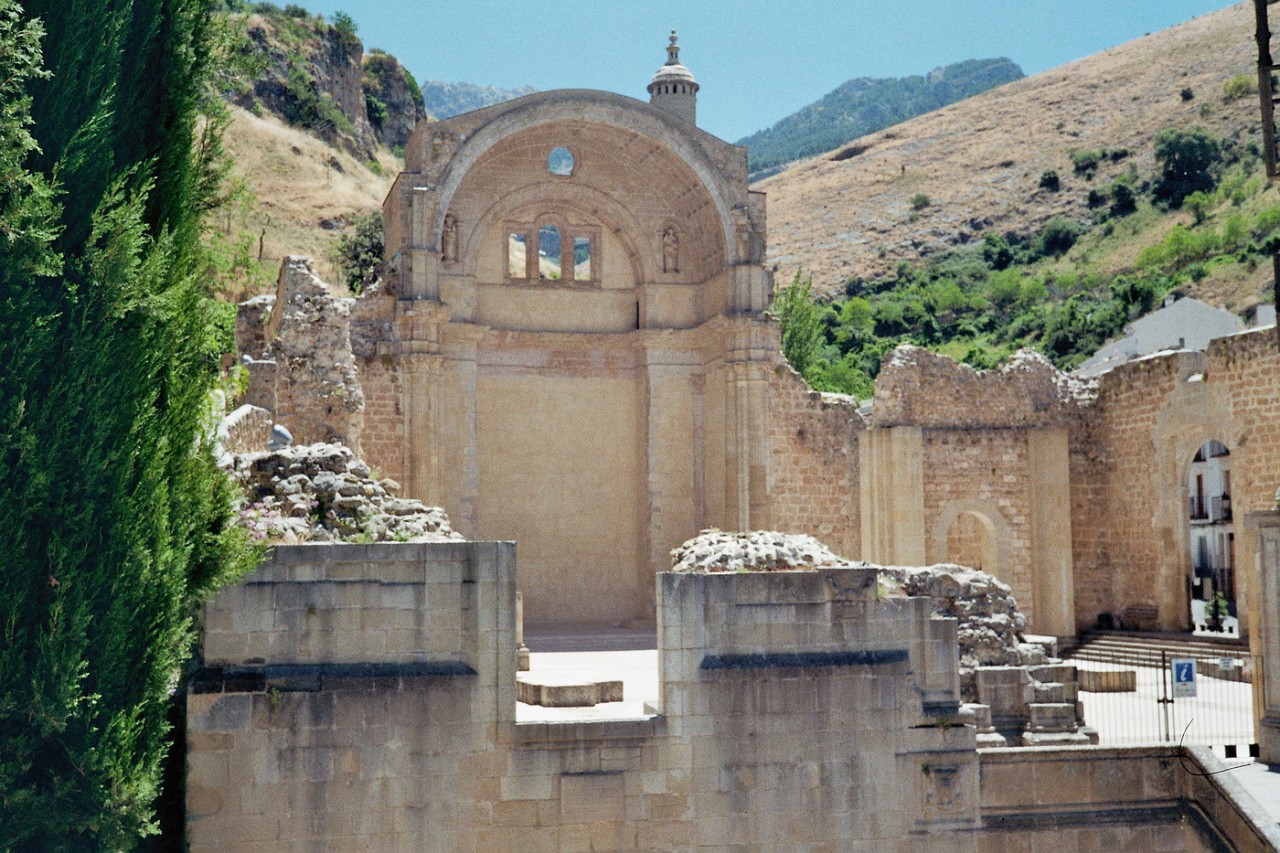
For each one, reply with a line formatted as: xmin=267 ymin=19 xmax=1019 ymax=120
xmin=538 ymin=225 xmax=562 ymax=279
xmin=505 ymin=219 xmax=599 ymax=283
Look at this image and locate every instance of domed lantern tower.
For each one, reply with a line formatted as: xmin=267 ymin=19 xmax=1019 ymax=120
xmin=647 ymin=30 xmax=699 ymax=125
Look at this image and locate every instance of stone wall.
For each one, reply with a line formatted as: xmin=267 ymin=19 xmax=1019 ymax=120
xmin=187 ymin=543 xmax=1277 ymax=850
xmin=187 ymin=543 xmax=981 ymax=850
xmin=977 ymin=745 xmax=1280 ymax=852
xmin=765 ymin=364 xmax=863 ymax=559
xmin=921 ymin=429 xmax=1033 ymax=623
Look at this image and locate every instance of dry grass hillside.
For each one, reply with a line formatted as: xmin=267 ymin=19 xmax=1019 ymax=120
xmin=214 ymin=105 xmax=397 ymax=296
xmin=761 ymin=2 xmax=1263 ymax=297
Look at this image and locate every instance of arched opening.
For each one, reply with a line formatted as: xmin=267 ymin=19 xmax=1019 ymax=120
xmin=1187 ymin=439 xmax=1236 ymax=634
xmin=945 ymin=511 xmax=1000 ymax=578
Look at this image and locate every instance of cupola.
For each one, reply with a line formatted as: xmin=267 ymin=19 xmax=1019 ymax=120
xmin=647 ymin=30 xmax=699 ymax=126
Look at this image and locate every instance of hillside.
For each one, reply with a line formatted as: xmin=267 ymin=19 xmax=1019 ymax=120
xmin=739 ymin=58 xmax=1024 ymax=178
xmin=423 ymin=80 xmax=538 ymax=119
xmin=761 ymin=2 xmax=1263 ymax=298
xmin=221 ymin=7 xmax=426 ymax=158
xmin=209 ymin=4 xmax=420 ymax=295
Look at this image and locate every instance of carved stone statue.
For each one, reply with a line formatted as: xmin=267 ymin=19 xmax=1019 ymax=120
xmin=662 ymin=226 xmax=679 ymax=273
xmin=442 ymin=213 xmax=459 ymax=263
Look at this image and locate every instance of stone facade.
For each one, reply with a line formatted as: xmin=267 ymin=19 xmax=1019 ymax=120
xmin=234 ymin=49 xmax=1280 ymax=645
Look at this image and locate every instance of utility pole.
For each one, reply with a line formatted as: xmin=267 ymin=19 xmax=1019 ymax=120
xmin=1255 ymin=0 xmax=1280 ymax=348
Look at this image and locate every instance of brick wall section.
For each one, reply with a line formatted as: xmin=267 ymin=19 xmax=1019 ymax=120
xmin=923 ymin=429 xmax=1033 ymax=619
xmin=1067 ymin=414 xmax=1113 ymax=631
xmin=871 ymin=345 xmax=1087 ymax=431
xmin=1206 ymin=329 xmax=1280 ymax=538
xmin=1090 ymin=355 xmax=1183 ymax=620
xmin=355 ymin=358 xmax=406 ymax=485
xmin=766 ymin=363 xmax=863 ymax=559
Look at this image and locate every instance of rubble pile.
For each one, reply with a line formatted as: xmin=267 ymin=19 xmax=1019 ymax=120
xmin=670 ymin=529 xmax=855 ymax=573
xmin=881 ymin=563 xmax=1045 ymax=670
xmin=233 ymin=442 xmax=461 ymax=544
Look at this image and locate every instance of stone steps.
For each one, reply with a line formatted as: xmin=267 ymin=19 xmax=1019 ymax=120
xmin=1065 ymin=631 xmax=1249 ymax=668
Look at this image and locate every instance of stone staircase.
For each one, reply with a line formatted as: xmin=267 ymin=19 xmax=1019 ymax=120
xmin=1064 ymin=630 xmax=1249 ymax=668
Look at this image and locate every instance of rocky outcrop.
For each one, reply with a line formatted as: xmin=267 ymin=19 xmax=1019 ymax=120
xmin=230 ymin=12 xmax=423 ymax=158
xmin=235 ymin=442 xmax=460 ymax=544
xmin=363 ymin=51 xmax=427 ymax=149
xmin=670 ymin=529 xmax=853 ymax=573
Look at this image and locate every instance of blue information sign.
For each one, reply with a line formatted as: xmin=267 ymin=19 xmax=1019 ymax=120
xmin=1171 ymin=658 xmax=1197 ymax=698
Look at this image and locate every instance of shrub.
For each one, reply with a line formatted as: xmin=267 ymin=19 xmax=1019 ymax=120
xmin=1087 ymin=188 xmax=1107 ymax=209
xmin=910 ymin=193 xmax=931 ymax=211
xmin=773 ymin=272 xmax=823 ymax=380
xmin=1181 ymin=87 xmax=1195 ymax=102
xmin=1109 ymin=182 xmax=1137 ymax=217
xmin=1034 ymin=217 xmax=1082 ymax=257
xmin=1222 ymin=73 xmax=1257 ymax=101
xmin=335 ymin=211 xmax=384 ymax=295
xmin=329 ymin=10 xmax=360 ymax=53
xmin=1153 ymin=126 xmax=1222 ymax=208
xmin=1038 ymin=169 xmax=1059 ymax=191
xmin=1072 ymin=149 xmax=1101 ymax=177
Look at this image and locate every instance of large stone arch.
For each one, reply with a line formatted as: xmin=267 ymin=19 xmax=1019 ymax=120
xmin=426 ymin=91 xmax=745 ymax=262
xmin=1153 ymin=370 xmax=1237 ymax=632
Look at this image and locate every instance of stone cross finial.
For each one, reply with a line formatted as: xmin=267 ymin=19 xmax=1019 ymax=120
xmin=667 ymin=30 xmax=680 ymax=65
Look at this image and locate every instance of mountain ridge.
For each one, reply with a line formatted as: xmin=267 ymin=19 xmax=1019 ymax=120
xmin=738 ymin=57 xmax=1024 ymax=178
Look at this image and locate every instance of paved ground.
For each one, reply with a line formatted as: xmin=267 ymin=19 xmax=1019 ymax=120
xmin=513 ymin=626 xmax=1280 ymax=828
xmin=515 ymin=624 xmax=659 ymax=723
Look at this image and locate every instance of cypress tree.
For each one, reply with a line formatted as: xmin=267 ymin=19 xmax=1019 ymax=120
xmin=0 ymin=0 xmax=258 ymax=846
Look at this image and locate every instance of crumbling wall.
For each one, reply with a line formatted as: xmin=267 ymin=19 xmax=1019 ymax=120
xmin=766 ymin=364 xmax=862 ymax=558
xmin=239 ymin=257 xmax=366 ymax=455
xmin=871 ymin=346 xmax=1085 ymax=431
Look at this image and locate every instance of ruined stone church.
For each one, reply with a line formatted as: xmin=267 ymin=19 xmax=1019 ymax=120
xmin=241 ymin=29 xmax=1280 ymax=654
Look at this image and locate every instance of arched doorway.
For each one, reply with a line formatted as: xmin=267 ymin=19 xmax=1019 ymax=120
xmin=1187 ymin=439 xmax=1236 ymax=635
xmin=946 ymin=511 xmax=998 ymax=575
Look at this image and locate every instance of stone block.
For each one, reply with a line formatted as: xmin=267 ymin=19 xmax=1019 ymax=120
xmin=1078 ymin=668 xmax=1137 ymax=693
xmin=1026 ymin=702 xmax=1078 ymax=732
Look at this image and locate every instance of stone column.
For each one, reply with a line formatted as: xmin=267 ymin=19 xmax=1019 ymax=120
xmin=859 ymin=427 xmax=926 ymax=565
xmin=643 ymin=339 xmax=703 ymax=611
xmin=1247 ymin=511 xmax=1280 ymax=761
xmin=1028 ymin=428 xmax=1076 ymax=640
xmin=723 ymin=321 xmax=772 ymax=531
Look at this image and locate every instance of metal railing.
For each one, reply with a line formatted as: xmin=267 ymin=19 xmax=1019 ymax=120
xmin=1067 ymin=646 xmax=1258 ymax=753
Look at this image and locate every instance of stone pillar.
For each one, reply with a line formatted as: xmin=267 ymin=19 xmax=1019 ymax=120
xmin=1247 ymin=511 xmax=1280 ymax=762
xmin=643 ymin=342 xmax=703 ymax=611
xmin=723 ymin=321 xmax=772 ymax=532
xmin=1028 ymin=428 xmax=1076 ymax=640
xmin=859 ymin=427 xmax=926 ymax=565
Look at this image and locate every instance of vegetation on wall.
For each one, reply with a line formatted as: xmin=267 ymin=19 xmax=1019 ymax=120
xmin=0 ymin=0 xmax=259 ymax=846
xmin=775 ymin=126 xmax=1274 ymax=397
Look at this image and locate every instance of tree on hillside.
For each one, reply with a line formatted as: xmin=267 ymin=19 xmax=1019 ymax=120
xmin=1153 ymin=126 xmax=1222 ymax=208
xmin=0 ymin=0 xmax=257 ymax=847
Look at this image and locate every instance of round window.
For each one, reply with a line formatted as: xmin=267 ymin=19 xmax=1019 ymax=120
xmin=547 ymin=147 xmax=574 ymax=176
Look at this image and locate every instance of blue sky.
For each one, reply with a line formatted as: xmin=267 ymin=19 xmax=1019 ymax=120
xmin=312 ymin=0 xmax=1239 ymax=142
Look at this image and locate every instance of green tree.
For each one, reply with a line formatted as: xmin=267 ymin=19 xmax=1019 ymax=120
xmin=1153 ymin=127 xmax=1222 ymax=208
xmin=773 ymin=271 xmax=824 ymax=380
xmin=0 ymin=0 xmax=258 ymax=847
